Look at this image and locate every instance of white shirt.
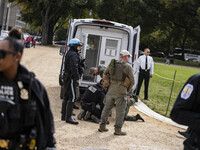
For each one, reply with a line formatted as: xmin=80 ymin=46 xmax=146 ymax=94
xmin=137 ymin=55 xmax=154 ymax=75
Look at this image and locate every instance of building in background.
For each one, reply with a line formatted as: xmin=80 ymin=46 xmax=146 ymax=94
xmin=0 ymin=0 xmax=28 ymax=31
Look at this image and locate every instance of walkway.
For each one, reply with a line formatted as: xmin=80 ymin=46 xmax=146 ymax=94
xmin=134 ymin=99 xmax=187 ymax=129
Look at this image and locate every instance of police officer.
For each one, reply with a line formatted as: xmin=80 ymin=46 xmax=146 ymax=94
xmin=61 ymin=38 xmax=83 ymax=125
xmin=136 ymin=48 xmax=154 ymax=100
xmin=77 ymin=81 xmax=107 ymax=123
xmin=98 ymin=50 xmax=135 ymax=136
xmin=170 ymin=73 xmax=200 ymax=150
xmin=0 ymin=31 xmax=56 ymax=149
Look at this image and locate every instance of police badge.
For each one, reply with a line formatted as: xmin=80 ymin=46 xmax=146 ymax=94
xmin=17 ymin=81 xmax=29 ymax=100
xmin=20 ymin=88 xmax=29 ymax=100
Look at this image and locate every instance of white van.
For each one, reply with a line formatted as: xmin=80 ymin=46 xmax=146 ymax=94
xmin=59 ymin=18 xmax=141 ymax=97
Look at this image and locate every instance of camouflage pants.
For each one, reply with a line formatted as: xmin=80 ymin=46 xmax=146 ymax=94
xmin=124 ymin=98 xmax=136 ymax=120
xmin=100 ymin=94 xmax=127 ymax=128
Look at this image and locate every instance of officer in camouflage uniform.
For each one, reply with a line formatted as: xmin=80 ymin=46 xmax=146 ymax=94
xmin=90 ymin=64 xmax=144 ymax=122
xmin=98 ymin=50 xmax=135 ymax=136
xmin=124 ymin=96 xmax=144 ymax=122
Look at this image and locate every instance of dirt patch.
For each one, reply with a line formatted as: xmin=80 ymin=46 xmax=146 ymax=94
xmin=21 ymin=46 xmax=185 ymax=150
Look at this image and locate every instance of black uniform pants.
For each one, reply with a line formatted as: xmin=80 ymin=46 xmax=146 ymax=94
xmin=136 ymin=69 xmax=150 ymax=99
xmin=64 ymin=78 xmax=77 ymax=103
xmin=81 ymin=103 xmax=102 ymax=119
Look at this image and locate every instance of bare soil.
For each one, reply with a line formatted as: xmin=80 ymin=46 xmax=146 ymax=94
xmin=21 ymin=46 xmax=185 ymax=150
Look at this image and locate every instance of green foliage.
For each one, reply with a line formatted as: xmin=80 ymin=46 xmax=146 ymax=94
xmin=54 ymin=27 xmax=67 ymax=41
xmin=9 ymin=0 xmax=98 ymax=45
xmin=9 ymin=0 xmax=200 ymax=49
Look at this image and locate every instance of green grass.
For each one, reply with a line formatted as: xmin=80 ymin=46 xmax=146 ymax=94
xmin=138 ymin=63 xmax=200 ymax=118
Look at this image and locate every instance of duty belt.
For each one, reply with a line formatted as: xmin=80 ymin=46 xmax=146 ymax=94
xmin=0 ymin=139 xmax=9 ymax=149
xmin=0 ymin=138 xmax=36 ymax=150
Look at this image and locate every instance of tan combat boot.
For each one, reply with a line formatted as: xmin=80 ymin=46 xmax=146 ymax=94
xmin=114 ymin=128 xmax=126 ymax=136
xmin=98 ymin=124 xmax=109 ymax=132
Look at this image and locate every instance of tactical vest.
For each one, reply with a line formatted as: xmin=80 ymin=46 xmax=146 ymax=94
xmin=110 ymin=60 xmax=126 ymax=82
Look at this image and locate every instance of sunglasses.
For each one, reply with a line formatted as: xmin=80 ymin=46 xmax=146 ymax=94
xmin=0 ymin=49 xmax=17 ymax=59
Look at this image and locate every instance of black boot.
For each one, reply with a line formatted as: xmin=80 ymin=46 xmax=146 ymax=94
xmin=178 ymin=130 xmax=189 ymax=138
xmin=61 ymin=100 xmax=67 ymax=121
xmin=73 ymin=104 xmax=79 ymax=109
xmin=136 ymin=114 xmax=144 ymax=122
xmin=65 ymin=101 xmax=79 ymax=125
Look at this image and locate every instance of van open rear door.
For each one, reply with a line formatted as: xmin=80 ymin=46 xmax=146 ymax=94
xmin=131 ymin=25 xmax=141 ymax=91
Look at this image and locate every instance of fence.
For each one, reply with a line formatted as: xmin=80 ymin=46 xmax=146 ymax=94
xmin=137 ymin=63 xmax=199 ymax=118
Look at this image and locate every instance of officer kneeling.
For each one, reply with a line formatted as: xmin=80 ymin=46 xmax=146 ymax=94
xmin=0 ymin=29 xmax=56 ymax=149
xmin=77 ymin=80 xmax=107 ymax=123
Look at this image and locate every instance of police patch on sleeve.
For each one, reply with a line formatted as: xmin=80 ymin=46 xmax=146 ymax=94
xmin=181 ymin=84 xmax=193 ymax=100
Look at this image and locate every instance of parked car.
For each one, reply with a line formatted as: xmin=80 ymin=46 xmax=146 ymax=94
xmin=54 ymin=40 xmax=66 ymax=45
xmin=151 ymin=52 xmax=166 ymax=58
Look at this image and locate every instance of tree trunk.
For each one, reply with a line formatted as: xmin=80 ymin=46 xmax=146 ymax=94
xmin=41 ymin=17 xmax=49 ymax=45
xmin=47 ymin=23 xmax=54 ymax=45
xmin=41 ymin=5 xmax=51 ymax=45
xmin=181 ymin=29 xmax=188 ymax=61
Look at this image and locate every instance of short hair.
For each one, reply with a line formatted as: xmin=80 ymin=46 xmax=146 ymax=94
xmin=144 ymin=48 xmax=150 ymax=52
xmin=8 ymin=28 xmax=22 ymax=40
xmin=4 ymin=37 xmax=24 ymax=54
xmin=7 ymin=28 xmax=24 ymax=54
xmin=89 ymin=67 xmax=97 ymax=75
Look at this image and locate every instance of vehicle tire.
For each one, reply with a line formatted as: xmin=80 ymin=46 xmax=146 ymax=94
xmin=60 ymin=86 xmax=64 ymax=99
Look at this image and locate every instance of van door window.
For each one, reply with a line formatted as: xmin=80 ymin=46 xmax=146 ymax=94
xmin=83 ymin=34 xmax=101 ymax=82
xmin=97 ymin=37 xmax=121 ymax=82
xmin=105 ymin=39 xmax=118 ymax=57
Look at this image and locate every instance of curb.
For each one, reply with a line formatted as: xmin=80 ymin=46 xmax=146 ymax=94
xmin=134 ymin=99 xmax=187 ymax=129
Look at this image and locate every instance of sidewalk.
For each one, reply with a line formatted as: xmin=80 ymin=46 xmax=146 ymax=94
xmin=134 ymin=99 xmax=187 ymax=129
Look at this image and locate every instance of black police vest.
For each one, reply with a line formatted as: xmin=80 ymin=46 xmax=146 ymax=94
xmin=82 ymin=83 xmax=105 ymax=105
xmin=0 ymin=74 xmax=36 ymax=138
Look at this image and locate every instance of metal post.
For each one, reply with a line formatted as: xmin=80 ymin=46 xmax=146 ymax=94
xmin=165 ymin=70 xmax=177 ymax=117
xmin=6 ymin=3 xmax=11 ymax=31
xmin=0 ymin=0 xmax=2 ymax=30
xmin=1 ymin=2 xmax=6 ymax=30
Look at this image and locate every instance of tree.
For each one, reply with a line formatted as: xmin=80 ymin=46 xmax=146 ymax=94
xmin=159 ymin=0 xmax=200 ymax=59
xmin=9 ymin=0 xmax=97 ymax=45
